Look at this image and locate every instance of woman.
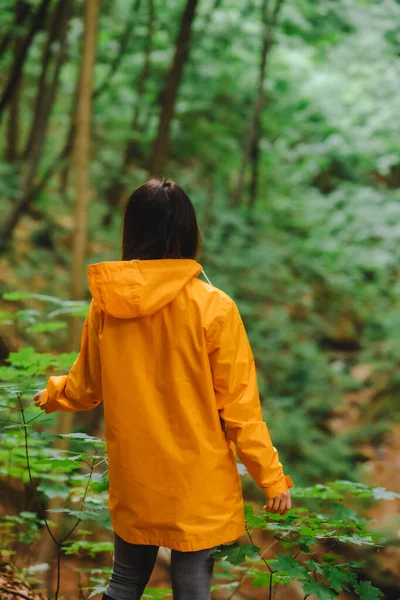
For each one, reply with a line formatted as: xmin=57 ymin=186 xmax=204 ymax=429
xmin=34 ymin=178 xmax=294 ymax=600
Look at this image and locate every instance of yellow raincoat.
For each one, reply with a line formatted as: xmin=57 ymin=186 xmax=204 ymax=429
xmin=41 ymin=259 xmax=294 ymax=551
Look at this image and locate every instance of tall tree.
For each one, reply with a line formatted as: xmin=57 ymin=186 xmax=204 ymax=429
xmin=0 ymin=0 xmax=72 ymax=250
xmin=60 ymin=0 xmax=141 ymax=195
xmin=70 ymin=0 xmax=100 ymax=348
xmin=0 ymin=0 xmax=32 ymax=61
xmin=38 ymin=0 xmax=99 ymax=582
xmin=149 ymin=0 xmax=199 ymax=176
xmin=231 ymin=0 xmax=285 ymax=208
xmin=5 ymin=17 xmax=25 ymax=163
xmin=0 ymin=0 xmax=51 ymax=122
xmin=23 ymin=1 xmax=73 ymax=159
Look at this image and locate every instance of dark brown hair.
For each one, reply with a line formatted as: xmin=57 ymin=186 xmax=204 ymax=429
xmin=122 ymin=178 xmax=200 ymax=261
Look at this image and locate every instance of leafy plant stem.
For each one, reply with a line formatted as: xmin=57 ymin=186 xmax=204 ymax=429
xmin=17 ymin=393 xmax=57 ymax=545
xmin=226 ymin=534 xmax=282 ymax=600
xmin=246 ymin=526 xmax=274 ymax=600
xmin=55 ymin=457 xmax=96 ymax=600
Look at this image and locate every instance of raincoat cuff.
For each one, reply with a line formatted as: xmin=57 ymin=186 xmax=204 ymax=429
xmin=262 ymin=475 xmax=295 ymax=500
xmin=41 ymin=377 xmax=65 ymax=414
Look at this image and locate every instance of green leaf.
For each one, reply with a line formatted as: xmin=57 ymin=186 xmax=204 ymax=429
xmin=353 ymin=580 xmax=383 ymax=600
xmin=214 ymin=543 xmax=259 ymax=565
xmin=244 ymin=504 xmax=265 ymax=528
xmin=6 ymin=347 xmax=59 ymax=375
xmin=337 ymin=534 xmax=375 ymax=546
xmin=91 ymin=477 xmax=109 ymax=493
xmin=59 ymin=432 xmax=105 ymax=445
xmin=27 ymin=321 xmax=67 ymax=334
xmin=3 ymin=292 xmax=36 ymax=301
xmin=37 ymin=482 xmax=70 ymax=500
xmin=47 ymin=508 xmax=101 ymax=521
xmin=271 ymin=554 xmax=308 ymax=579
xmin=0 ymin=311 xmax=13 ymax=323
xmin=322 ymin=564 xmax=356 ymax=592
xmin=64 ymin=539 xmax=113 ymax=557
xmin=302 ymin=579 xmax=338 ymax=600
xmin=57 ymin=352 xmax=78 ymax=370
xmin=250 ymin=570 xmax=272 ymax=587
xmin=142 ymin=589 xmax=172 ymax=599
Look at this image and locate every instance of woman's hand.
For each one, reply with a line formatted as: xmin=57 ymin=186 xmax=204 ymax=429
xmin=34 ymin=390 xmax=46 ymax=409
xmin=264 ymin=489 xmax=292 ymax=516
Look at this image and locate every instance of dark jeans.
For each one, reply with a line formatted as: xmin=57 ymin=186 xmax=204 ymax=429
xmin=105 ymin=533 xmax=217 ymax=600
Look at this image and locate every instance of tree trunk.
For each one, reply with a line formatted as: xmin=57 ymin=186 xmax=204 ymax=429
xmin=248 ymin=0 xmax=284 ymax=206
xmin=103 ymin=0 xmax=155 ymax=227
xmin=231 ymin=0 xmax=285 ymax=209
xmin=0 ymin=0 xmax=134 ymax=241
xmin=0 ymin=0 xmax=51 ymax=122
xmin=247 ymin=29 xmax=271 ymax=206
xmin=60 ymin=0 xmax=141 ymax=197
xmin=0 ymin=0 xmax=72 ymax=251
xmin=69 ymin=0 xmax=99 ymax=347
xmin=0 ymin=0 xmax=32 ymax=61
xmin=149 ymin=0 xmax=199 ymax=176
xmin=5 ymin=21 xmax=25 ymax=163
xmin=38 ymin=0 xmax=99 ymax=587
xmin=58 ymin=98 xmax=77 ymax=191
xmin=23 ymin=0 xmax=72 ymax=159
xmin=5 ymin=78 xmax=21 ymax=162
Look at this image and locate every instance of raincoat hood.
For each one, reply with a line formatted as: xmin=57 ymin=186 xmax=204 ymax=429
xmin=88 ymin=259 xmax=202 ymax=319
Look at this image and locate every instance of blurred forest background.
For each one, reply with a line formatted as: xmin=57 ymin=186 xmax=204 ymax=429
xmin=0 ymin=0 xmax=400 ymax=598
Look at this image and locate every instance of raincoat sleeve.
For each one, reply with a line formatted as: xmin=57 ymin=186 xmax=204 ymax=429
xmin=40 ymin=301 xmax=103 ymax=413
xmin=209 ymin=300 xmax=294 ymax=500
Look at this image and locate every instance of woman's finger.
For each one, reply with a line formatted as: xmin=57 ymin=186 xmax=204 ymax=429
xmin=264 ymin=498 xmax=274 ymax=512
xmin=33 ymin=390 xmax=46 ymax=409
xmin=271 ymin=497 xmax=282 ymax=513
xmin=279 ymin=497 xmax=288 ymax=515
xmin=280 ymin=493 xmax=292 ymax=515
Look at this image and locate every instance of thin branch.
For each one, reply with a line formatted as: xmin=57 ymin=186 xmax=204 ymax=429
xmin=226 ymin=532 xmax=283 ymax=600
xmin=17 ymin=394 xmax=57 ymax=545
xmin=246 ymin=526 xmax=274 ymax=600
xmin=271 ymin=0 xmax=285 ymax=26
xmin=16 ymin=394 xmax=100 ymax=600
xmin=0 ymin=417 xmax=19 ymax=424
xmin=53 ymin=458 xmax=96 ymax=600
xmin=25 ymin=411 xmax=48 ymax=425
xmin=232 ymin=0 xmax=286 ymax=208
